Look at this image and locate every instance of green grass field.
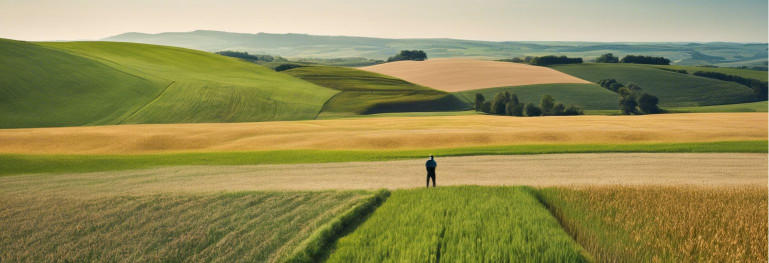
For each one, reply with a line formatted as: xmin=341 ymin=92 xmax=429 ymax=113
xmin=0 ymin=39 xmax=338 ymax=128
xmin=0 ymin=140 xmax=764 ymax=176
xmin=284 ymin=66 xmax=469 ymax=116
xmin=326 ymin=186 xmax=591 ymax=262
xmin=456 ymin=83 xmax=619 ymax=110
xmin=536 ymin=186 xmax=768 ymax=262
xmin=551 ymin=63 xmax=757 ymax=106
xmin=647 ymin=65 xmax=768 ymax=81
xmin=0 ymin=190 xmax=370 ymax=262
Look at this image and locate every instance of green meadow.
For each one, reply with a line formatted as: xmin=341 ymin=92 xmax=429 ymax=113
xmin=0 ymin=140 xmax=764 ymax=176
xmin=551 ymin=63 xmax=757 ymax=106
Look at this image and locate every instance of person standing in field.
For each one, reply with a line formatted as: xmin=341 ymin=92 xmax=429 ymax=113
xmin=426 ymin=155 xmax=437 ymax=188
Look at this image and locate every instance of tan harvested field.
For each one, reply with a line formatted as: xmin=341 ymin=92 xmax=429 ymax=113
xmin=359 ymin=58 xmax=591 ymax=92
xmin=2 ymin=153 xmax=764 ymax=194
xmin=0 ymin=113 xmax=765 ymax=155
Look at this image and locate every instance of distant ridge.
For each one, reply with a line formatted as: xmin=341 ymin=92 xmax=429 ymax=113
xmin=103 ymin=30 xmax=768 ymax=66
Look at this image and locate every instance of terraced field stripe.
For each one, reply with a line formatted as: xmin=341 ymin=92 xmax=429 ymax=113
xmin=0 ymin=140 xmax=765 ymax=176
xmin=324 ymin=186 xmax=592 ymax=262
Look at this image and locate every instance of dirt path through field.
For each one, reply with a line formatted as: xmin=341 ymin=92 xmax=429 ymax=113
xmin=3 ymin=153 xmax=764 ymax=196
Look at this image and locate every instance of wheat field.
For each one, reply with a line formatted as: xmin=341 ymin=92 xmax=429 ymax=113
xmin=0 ymin=113 xmax=764 ymax=154
xmin=359 ymin=58 xmax=591 ymax=92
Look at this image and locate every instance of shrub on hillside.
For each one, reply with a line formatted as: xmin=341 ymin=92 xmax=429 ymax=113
xmin=637 ymin=93 xmax=662 ymax=114
xmin=491 ymin=91 xmax=512 ymax=115
xmin=595 ymin=53 xmax=619 ymax=63
xmin=474 ymin=93 xmax=485 ymax=111
xmin=480 ymin=101 xmax=492 ymax=113
xmin=539 ymin=95 xmax=555 ymax=115
xmin=530 ymin=55 xmax=583 ymax=66
xmin=620 ymin=55 xmax=670 ymax=65
xmin=524 ymin=103 xmax=542 ymax=117
xmin=618 ymin=87 xmax=639 ymax=115
xmin=387 ymin=50 xmax=427 ymax=62
xmin=564 ymin=105 xmax=584 ymax=115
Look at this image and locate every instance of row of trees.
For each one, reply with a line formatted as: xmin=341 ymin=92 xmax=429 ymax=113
xmin=692 ymin=71 xmax=768 ymax=99
xmin=598 ymin=79 xmax=661 ymax=114
xmin=474 ymin=92 xmax=583 ymax=116
xmin=529 ymin=55 xmax=583 ymax=66
xmin=387 ymin=50 xmax=427 ymax=62
xmin=594 ymin=53 xmax=671 ymax=65
xmin=216 ymin=51 xmax=276 ymax=62
xmin=619 ymin=55 xmax=670 ymax=65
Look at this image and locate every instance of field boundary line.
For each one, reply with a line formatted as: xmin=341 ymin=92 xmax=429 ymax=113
xmin=284 ymin=189 xmax=390 ymax=263
xmin=116 ymin=81 xmax=176 ymax=124
xmin=527 ymin=188 xmax=597 ymax=261
xmin=313 ymin=90 xmax=344 ymax=119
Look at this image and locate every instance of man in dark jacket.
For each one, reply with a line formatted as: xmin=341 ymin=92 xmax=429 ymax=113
xmin=426 ymin=155 xmax=437 ymax=188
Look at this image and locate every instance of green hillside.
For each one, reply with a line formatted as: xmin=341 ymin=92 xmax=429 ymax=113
xmin=646 ymin=65 xmax=767 ymax=81
xmin=551 ymin=64 xmax=757 ymax=106
xmin=0 ymin=39 xmax=168 ymax=128
xmin=456 ymin=83 xmax=619 ymax=110
xmin=39 ymin=41 xmax=337 ymax=124
xmin=284 ymin=66 xmax=470 ymax=117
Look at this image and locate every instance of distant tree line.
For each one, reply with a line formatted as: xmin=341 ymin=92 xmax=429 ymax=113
xmin=619 ymin=55 xmax=670 ymax=65
xmin=474 ymin=92 xmax=583 ymax=117
xmin=692 ymin=71 xmax=768 ymax=100
xmin=387 ymin=50 xmax=427 ymax=62
xmin=216 ymin=51 xmax=276 ymax=62
xmin=500 ymin=55 xmax=583 ymax=66
xmin=597 ymin=79 xmax=661 ymax=114
xmin=530 ymin=55 xmax=583 ymax=66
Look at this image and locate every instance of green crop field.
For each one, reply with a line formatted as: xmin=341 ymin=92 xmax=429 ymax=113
xmin=0 ymin=39 xmax=338 ymax=128
xmin=536 ymin=186 xmax=768 ymax=262
xmin=551 ymin=63 xmax=757 ymax=106
xmin=0 ymin=39 xmax=168 ymax=128
xmin=326 ymin=186 xmax=591 ymax=262
xmin=0 ymin=189 xmax=371 ymax=262
xmin=1 ymin=140 xmax=764 ymax=176
xmin=284 ymin=66 xmax=469 ymax=116
xmin=456 ymin=83 xmax=619 ymax=110
xmin=647 ymin=65 xmax=768 ymax=81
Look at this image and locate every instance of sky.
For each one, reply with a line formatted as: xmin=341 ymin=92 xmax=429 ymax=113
xmin=0 ymin=0 xmax=767 ymax=42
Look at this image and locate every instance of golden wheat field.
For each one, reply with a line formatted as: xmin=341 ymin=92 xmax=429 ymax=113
xmin=359 ymin=58 xmax=591 ymax=91
xmin=0 ymin=113 xmax=764 ymax=154
xmin=1 ymin=153 xmax=764 ymax=193
xmin=539 ymin=186 xmax=768 ymax=262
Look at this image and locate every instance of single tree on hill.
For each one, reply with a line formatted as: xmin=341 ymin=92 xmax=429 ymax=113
xmin=637 ymin=93 xmax=662 ymax=114
xmin=595 ymin=53 xmax=619 ymax=63
xmin=539 ymin=95 xmax=555 ymax=115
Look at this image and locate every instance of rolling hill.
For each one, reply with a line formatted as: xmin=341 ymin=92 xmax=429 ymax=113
xmin=0 ymin=39 xmax=338 ymax=128
xmin=284 ymin=66 xmax=469 ymax=118
xmin=551 ymin=63 xmax=758 ymax=106
xmin=360 ymin=58 xmax=590 ymax=92
xmin=104 ymin=30 xmax=768 ymax=67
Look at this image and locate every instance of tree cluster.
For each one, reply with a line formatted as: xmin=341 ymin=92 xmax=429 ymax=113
xmin=620 ymin=55 xmax=670 ymax=65
xmin=692 ymin=71 xmax=768 ymax=100
xmin=595 ymin=53 xmax=619 ymax=63
xmin=216 ymin=51 xmax=275 ymax=62
xmin=387 ymin=50 xmax=427 ymax=62
xmin=274 ymin=63 xmax=304 ymax=72
xmin=475 ymin=92 xmax=583 ymax=117
xmin=598 ymin=80 xmax=661 ymax=114
xmin=529 ymin=55 xmax=583 ymax=66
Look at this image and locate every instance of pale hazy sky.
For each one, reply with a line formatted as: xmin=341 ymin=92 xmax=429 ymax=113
xmin=1 ymin=0 xmax=767 ymax=42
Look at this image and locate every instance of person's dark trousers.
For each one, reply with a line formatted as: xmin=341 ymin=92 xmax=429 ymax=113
xmin=426 ymin=167 xmax=436 ymax=187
